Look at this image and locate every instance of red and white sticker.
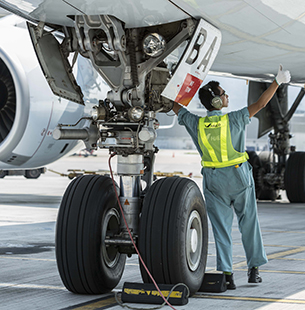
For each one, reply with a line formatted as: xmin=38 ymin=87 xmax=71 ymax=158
xmin=162 ymin=19 xmax=222 ymax=106
xmin=174 ymin=73 xmax=203 ymax=106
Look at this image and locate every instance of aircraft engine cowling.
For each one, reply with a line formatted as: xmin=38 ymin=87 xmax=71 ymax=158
xmin=0 ymin=43 xmax=31 ymax=165
xmin=0 ymin=57 xmax=16 ymax=144
xmin=0 ymin=16 xmax=105 ymax=170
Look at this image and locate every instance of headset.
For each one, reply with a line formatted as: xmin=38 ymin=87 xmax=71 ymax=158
xmin=203 ymin=85 xmax=223 ymax=109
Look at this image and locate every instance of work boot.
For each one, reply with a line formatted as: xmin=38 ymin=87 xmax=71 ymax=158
xmin=225 ymin=273 xmax=236 ymax=290
xmin=248 ymin=267 xmax=262 ymax=283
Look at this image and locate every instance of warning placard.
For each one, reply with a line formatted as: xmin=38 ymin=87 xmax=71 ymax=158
xmin=162 ymin=19 xmax=222 ymax=106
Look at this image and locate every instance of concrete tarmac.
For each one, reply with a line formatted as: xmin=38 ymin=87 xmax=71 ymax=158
xmin=1 ymin=149 xmax=305 ymax=310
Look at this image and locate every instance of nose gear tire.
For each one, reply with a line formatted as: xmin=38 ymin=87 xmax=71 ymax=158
xmin=138 ymin=176 xmax=208 ymax=296
xmin=56 ymin=175 xmax=126 ymax=294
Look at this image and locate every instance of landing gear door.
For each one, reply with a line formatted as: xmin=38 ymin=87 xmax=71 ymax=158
xmin=27 ymin=22 xmax=84 ymax=105
xmin=162 ymin=19 xmax=221 ymax=106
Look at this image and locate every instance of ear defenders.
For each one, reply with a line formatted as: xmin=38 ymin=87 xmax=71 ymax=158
xmin=211 ymin=93 xmax=223 ymax=109
xmin=204 ymin=85 xmax=223 ymax=109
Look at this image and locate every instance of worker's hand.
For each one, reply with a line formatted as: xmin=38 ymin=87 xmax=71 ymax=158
xmin=275 ymin=65 xmax=291 ymax=85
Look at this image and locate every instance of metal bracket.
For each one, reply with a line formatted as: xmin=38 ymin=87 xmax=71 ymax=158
xmin=74 ymin=15 xmax=127 ymax=92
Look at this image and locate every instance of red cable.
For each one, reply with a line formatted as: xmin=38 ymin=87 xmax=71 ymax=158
xmin=108 ymin=152 xmax=176 ymax=310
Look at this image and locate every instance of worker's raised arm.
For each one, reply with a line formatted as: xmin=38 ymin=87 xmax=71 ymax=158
xmin=172 ymin=101 xmax=183 ymax=115
xmin=248 ymin=65 xmax=291 ymax=118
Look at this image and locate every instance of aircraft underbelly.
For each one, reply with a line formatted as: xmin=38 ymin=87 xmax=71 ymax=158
xmin=2 ymin=0 xmax=305 ymax=83
xmin=171 ymin=0 xmax=305 ymax=84
xmin=0 ymin=0 xmax=189 ymax=28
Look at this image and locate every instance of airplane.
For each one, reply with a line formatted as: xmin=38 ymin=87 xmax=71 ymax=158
xmin=1 ymin=0 xmax=305 ymax=298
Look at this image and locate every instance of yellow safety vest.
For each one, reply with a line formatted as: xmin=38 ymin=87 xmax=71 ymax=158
xmin=198 ymin=114 xmax=248 ymax=168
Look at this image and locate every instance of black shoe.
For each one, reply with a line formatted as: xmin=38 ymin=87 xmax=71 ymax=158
xmin=225 ymin=273 xmax=236 ymax=289
xmin=248 ymin=267 xmax=262 ymax=283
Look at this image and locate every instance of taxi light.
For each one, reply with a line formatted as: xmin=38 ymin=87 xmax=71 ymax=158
xmin=143 ymin=33 xmax=166 ymax=57
xmin=128 ymin=106 xmax=144 ymax=122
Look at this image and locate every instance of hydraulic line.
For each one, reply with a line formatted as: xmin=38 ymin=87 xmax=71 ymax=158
xmin=108 ymin=152 xmax=177 ymax=310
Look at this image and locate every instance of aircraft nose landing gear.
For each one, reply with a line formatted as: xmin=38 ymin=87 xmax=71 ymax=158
xmin=51 ymin=13 xmax=211 ymax=296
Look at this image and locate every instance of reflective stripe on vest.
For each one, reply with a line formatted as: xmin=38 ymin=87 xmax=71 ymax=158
xmin=198 ymin=114 xmax=248 ymax=168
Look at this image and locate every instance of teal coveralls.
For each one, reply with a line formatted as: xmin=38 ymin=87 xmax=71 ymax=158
xmin=178 ymin=107 xmax=268 ymax=272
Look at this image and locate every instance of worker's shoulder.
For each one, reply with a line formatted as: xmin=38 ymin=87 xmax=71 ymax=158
xmin=178 ymin=107 xmax=200 ymax=120
xmin=227 ymin=107 xmax=250 ymax=126
xmin=178 ymin=107 xmax=200 ymax=128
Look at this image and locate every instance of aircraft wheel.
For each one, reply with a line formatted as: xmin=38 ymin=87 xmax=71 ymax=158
xmin=56 ymin=175 xmax=126 ymax=294
xmin=24 ymin=169 xmax=41 ymax=179
xmin=257 ymin=151 xmax=279 ymax=201
xmin=139 ymin=176 xmax=208 ymax=296
xmin=0 ymin=170 xmax=7 ymax=178
xmin=284 ymin=152 xmax=305 ymax=202
xmin=258 ymin=189 xmax=279 ymax=201
xmin=247 ymin=151 xmax=263 ymax=198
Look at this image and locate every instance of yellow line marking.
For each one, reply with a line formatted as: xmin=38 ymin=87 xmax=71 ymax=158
xmin=277 ymin=257 xmax=305 ymax=261
xmin=262 ymin=229 xmax=305 ymax=235
xmin=0 ymin=282 xmax=66 ymax=290
xmin=231 ymin=246 xmax=305 ymax=268
xmin=72 ymin=297 xmax=116 ymax=310
xmin=193 ymin=294 xmax=305 ymax=304
xmin=233 ymin=243 xmax=304 ymax=248
xmin=0 ymin=255 xmax=55 ymax=262
xmin=264 ymin=244 xmax=304 ymax=248
xmin=0 ymin=256 xmax=140 ymax=265
xmin=234 ymin=269 xmax=305 ymax=275
xmin=267 ymin=247 xmax=305 ymax=260
xmin=232 ymin=228 xmax=305 ymax=234
xmin=204 ymin=268 xmax=305 ymax=275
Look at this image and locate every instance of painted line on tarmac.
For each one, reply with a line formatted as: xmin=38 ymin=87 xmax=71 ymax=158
xmin=233 ymin=228 xmax=305 ymax=234
xmin=0 ymin=255 xmax=139 ymax=265
xmin=277 ymin=257 xmax=305 ymax=261
xmin=234 ymin=268 xmax=305 ymax=275
xmin=264 ymin=244 xmax=305 ymax=248
xmin=267 ymin=246 xmax=305 ymax=260
xmin=261 ymin=229 xmax=305 ymax=234
xmin=0 ymin=255 xmax=56 ymax=262
xmin=193 ymin=294 xmax=305 ymax=304
xmin=61 ymin=296 xmax=116 ymax=310
xmin=233 ymin=242 xmax=303 ymax=248
xmin=232 ymin=246 xmax=305 ymax=268
xmin=0 ymin=282 xmax=66 ymax=290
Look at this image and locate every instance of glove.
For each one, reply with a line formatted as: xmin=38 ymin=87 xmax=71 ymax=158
xmin=275 ymin=65 xmax=291 ymax=85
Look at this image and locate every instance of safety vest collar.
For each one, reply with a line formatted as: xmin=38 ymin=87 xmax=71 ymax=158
xmin=207 ymin=110 xmax=222 ymax=117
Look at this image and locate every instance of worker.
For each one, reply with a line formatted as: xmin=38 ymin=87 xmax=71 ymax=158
xmin=172 ymin=65 xmax=291 ymax=289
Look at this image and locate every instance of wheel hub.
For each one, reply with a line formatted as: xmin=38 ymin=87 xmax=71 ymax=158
xmin=190 ymin=228 xmax=198 ymax=253
xmin=101 ymin=208 xmax=121 ymax=268
xmin=186 ymin=210 xmax=203 ymax=271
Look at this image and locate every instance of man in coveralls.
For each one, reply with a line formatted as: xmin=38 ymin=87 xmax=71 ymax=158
xmin=172 ymin=66 xmax=291 ymax=289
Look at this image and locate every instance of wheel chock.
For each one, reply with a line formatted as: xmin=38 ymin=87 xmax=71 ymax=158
xmin=120 ymin=282 xmax=189 ymax=305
